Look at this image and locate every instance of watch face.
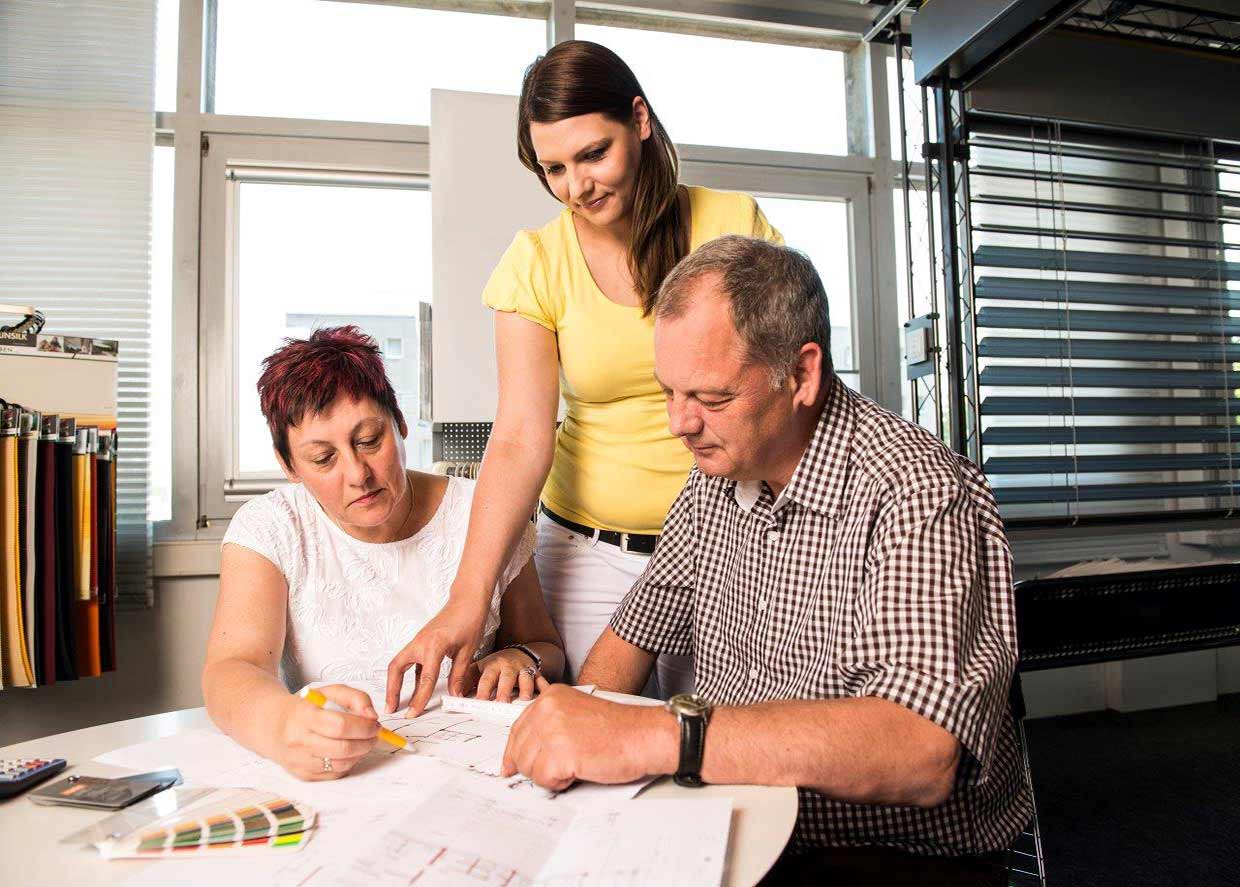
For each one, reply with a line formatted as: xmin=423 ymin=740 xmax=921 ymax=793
xmin=667 ymin=693 xmax=710 ymax=718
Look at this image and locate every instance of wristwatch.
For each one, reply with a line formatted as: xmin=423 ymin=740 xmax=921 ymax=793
xmin=666 ymin=693 xmax=712 ymax=787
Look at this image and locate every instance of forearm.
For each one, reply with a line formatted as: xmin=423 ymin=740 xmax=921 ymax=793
xmin=642 ymin=697 xmax=961 ymax=808
xmin=452 ymin=435 xmax=553 ymax=601
xmin=202 ymin=657 xmax=296 ymax=762
xmin=578 ymin=627 xmax=655 ymax=694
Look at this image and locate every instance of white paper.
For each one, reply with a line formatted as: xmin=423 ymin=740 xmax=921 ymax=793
xmin=95 ymin=728 xmax=260 ymax=785
xmin=289 ymin=776 xmax=731 ymax=887
xmin=539 ymin=799 xmax=733 ymax=886
xmin=310 ymin=776 xmax=572 ymax=887
xmin=439 ymin=685 xmax=597 ymax=726
xmin=96 ymin=704 xmax=649 ymax=811
xmin=95 ymin=722 xmax=458 ymax=809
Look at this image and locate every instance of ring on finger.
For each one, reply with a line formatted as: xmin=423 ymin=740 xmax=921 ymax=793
xmin=521 ymin=665 xmax=540 ymax=680
xmin=321 ymin=756 xmax=333 ymax=773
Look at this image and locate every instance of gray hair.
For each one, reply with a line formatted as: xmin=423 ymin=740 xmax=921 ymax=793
xmin=654 ymin=235 xmax=831 ymax=386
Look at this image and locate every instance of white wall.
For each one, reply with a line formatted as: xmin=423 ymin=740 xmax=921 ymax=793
xmin=0 ymin=576 xmax=218 ymax=747
xmin=429 ymin=89 xmax=562 ymax=422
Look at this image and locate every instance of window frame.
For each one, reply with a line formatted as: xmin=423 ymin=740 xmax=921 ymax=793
xmin=158 ymin=0 xmax=905 ymax=542
xmin=679 ymin=152 xmax=877 ymax=393
xmin=197 ymin=133 xmax=430 ymax=523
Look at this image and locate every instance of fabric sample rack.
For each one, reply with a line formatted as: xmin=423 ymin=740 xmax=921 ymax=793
xmin=0 ymin=406 xmax=118 ymax=690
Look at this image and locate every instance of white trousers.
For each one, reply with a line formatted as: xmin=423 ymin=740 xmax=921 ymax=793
xmin=533 ymin=514 xmax=695 ymax=698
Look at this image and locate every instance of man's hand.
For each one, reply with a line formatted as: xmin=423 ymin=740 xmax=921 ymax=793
xmin=501 ymin=679 xmax=678 ymax=791
xmin=385 ymin=591 xmax=489 ymax=716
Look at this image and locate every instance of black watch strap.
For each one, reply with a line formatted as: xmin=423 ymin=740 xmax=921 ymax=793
xmin=674 ymin=710 xmax=707 ymax=788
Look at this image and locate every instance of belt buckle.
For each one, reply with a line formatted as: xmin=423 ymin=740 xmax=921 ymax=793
xmin=619 ymin=532 xmax=648 ymax=554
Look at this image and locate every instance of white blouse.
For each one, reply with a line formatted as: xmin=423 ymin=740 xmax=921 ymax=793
xmin=222 ymin=476 xmax=536 ymax=692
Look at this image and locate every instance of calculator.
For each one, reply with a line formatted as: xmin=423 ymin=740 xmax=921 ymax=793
xmin=0 ymin=758 xmax=68 ymax=799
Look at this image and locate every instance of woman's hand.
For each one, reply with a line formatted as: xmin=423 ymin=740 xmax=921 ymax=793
xmin=385 ymin=590 xmax=490 ymax=717
xmin=471 ymin=649 xmax=542 ymax=703
xmin=275 ymin=684 xmax=380 ymax=781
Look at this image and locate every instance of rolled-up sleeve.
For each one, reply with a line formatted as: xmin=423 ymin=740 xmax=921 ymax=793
xmin=841 ymin=471 xmax=1017 ymax=784
xmin=609 ymin=473 xmax=698 ymax=656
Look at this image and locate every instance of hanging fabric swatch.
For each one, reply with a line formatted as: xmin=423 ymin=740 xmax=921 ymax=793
xmin=54 ymin=417 xmax=77 ymax=681
xmin=19 ymin=410 xmax=39 ymax=687
xmin=97 ymin=431 xmax=116 ymax=673
xmin=1 ymin=405 xmax=34 ymax=687
xmin=73 ymin=425 xmax=100 ymax=678
xmin=35 ymin=414 xmax=58 ymax=685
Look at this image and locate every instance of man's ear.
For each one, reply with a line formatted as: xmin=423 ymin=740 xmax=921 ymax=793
xmin=632 ymin=95 xmax=653 ymax=141
xmin=790 ymin=342 xmax=824 ymax=409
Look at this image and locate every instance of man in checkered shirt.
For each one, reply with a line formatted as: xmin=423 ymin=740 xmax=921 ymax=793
xmin=502 ymin=235 xmax=1033 ymax=882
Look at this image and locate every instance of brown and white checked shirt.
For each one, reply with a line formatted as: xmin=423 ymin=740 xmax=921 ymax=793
xmin=611 ymin=377 xmax=1033 ymax=856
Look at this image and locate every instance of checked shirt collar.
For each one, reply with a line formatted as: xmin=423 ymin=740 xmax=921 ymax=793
xmin=730 ymin=373 xmax=856 ymax=519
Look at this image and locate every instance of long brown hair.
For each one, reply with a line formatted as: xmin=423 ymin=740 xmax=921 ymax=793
xmin=517 ymin=40 xmax=687 ymax=315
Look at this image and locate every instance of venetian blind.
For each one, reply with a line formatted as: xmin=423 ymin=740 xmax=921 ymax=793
xmin=968 ymin=113 xmax=1240 ymax=527
xmin=0 ymin=0 xmax=156 ymax=605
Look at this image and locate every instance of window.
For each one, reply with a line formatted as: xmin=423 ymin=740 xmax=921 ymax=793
xmin=149 ymin=144 xmax=175 ymax=522
xmin=198 ymin=134 xmax=432 ymax=520
xmin=233 ymin=182 xmax=431 ymax=476
xmin=759 ymin=197 xmax=858 ymax=390
xmin=887 ymin=54 xmax=929 ymax=163
xmin=162 ymin=3 xmax=899 ymax=537
xmin=212 ymin=0 xmax=546 ymax=124
xmin=155 ymin=0 xmax=179 ymax=111
xmin=893 ymin=184 xmax=939 ymax=427
xmin=576 ymin=24 xmax=848 ymax=155
xmin=680 ymin=155 xmax=874 ymax=394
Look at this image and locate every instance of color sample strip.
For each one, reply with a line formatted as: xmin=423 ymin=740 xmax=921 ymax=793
xmin=131 ymin=797 xmax=314 ymax=855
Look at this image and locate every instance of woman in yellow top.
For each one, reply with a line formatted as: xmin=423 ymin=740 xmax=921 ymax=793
xmin=385 ymin=40 xmax=781 ymax=716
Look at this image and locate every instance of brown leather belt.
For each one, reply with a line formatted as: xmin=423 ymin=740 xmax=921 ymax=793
xmin=539 ymin=504 xmax=658 ymax=555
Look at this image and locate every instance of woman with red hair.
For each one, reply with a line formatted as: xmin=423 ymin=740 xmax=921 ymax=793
xmin=201 ymin=327 xmax=563 ymax=782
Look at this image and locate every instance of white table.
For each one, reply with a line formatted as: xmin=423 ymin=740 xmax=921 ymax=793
xmin=1 ymin=708 xmax=797 ymax=886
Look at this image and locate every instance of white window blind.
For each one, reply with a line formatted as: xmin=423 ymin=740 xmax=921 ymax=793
xmin=0 ymin=1 xmax=156 ymax=606
xmin=967 ymin=114 xmax=1240 ymax=526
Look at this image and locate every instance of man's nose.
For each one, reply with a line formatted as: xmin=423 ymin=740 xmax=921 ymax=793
xmin=667 ymin=395 xmax=704 ymax=438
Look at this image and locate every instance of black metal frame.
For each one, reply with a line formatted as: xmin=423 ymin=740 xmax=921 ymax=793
xmin=903 ymin=55 xmax=1240 ymax=531
xmin=927 ymin=82 xmax=982 ymax=463
xmin=1015 ymin=562 xmax=1240 ymax=671
xmin=1065 ymin=1 xmax=1240 ymax=54
xmin=891 ymin=24 xmax=945 ymax=439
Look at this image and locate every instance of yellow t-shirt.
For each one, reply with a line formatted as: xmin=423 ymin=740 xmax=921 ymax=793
xmin=482 ymin=185 xmax=784 ymax=534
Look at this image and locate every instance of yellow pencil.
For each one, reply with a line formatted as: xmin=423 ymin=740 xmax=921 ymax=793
xmin=297 ymin=686 xmax=412 ymax=752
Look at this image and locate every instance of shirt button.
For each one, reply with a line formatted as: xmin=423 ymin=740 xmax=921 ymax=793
xmin=748 ymin=667 xmax=759 ymax=680
xmin=757 ymin=598 xmax=768 ymax=612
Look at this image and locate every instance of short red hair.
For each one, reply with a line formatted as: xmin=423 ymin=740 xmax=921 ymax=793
xmin=257 ymin=326 xmax=406 ymax=467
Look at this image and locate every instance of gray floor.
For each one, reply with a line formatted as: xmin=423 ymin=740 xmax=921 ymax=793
xmin=1023 ymin=693 xmax=1240 ymax=886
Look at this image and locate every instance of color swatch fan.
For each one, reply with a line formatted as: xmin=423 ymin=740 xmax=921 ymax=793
xmin=91 ymin=788 xmax=317 ymax=859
